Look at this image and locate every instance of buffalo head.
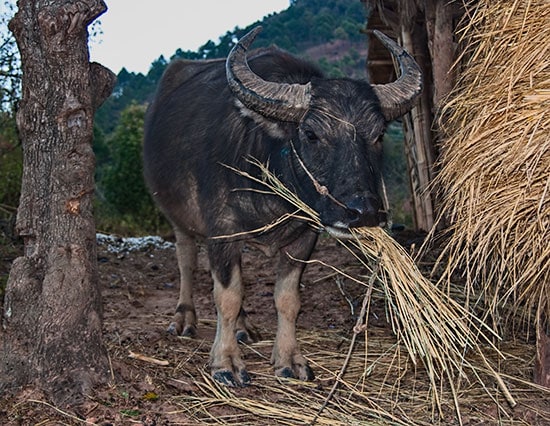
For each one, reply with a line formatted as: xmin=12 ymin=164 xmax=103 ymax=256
xmin=226 ymin=26 xmax=422 ymax=236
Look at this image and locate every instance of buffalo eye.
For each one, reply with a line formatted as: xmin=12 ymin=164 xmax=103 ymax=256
xmin=303 ymin=129 xmax=319 ymax=144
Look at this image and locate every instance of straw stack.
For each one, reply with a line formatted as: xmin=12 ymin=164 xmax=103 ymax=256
xmin=433 ymin=0 xmax=549 ymax=332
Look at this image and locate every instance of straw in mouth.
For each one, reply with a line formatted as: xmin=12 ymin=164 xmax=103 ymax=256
xmin=325 ymin=225 xmax=354 ymax=239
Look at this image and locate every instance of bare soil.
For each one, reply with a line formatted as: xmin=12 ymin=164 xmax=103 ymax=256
xmin=1 ymin=232 xmax=549 ymax=425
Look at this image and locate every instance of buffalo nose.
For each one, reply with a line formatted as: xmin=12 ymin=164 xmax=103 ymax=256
xmin=345 ymin=195 xmax=386 ymax=228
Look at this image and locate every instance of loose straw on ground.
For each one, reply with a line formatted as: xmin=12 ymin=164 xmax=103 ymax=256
xmin=311 ymin=255 xmax=380 ymax=425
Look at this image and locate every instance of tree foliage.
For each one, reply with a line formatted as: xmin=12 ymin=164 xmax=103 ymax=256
xmin=0 ymin=1 xmax=20 ymax=112
xmin=101 ymin=103 xmax=148 ymax=214
xmin=97 ymin=103 xmax=165 ymax=234
xmin=0 ymin=1 xmax=22 ymax=220
xmin=0 ymin=113 xmax=21 ymax=212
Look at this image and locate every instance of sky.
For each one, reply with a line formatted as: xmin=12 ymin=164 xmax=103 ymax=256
xmin=88 ymin=0 xmax=290 ymax=75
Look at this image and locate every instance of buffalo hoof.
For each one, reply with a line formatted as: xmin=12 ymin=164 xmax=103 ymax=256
xmin=181 ymin=324 xmax=198 ymax=338
xmin=275 ymin=364 xmax=315 ymax=381
xmin=212 ymin=369 xmax=251 ymax=387
xmin=167 ymin=322 xmax=197 ymax=338
xmin=167 ymin=322 xmax=181 ymax=336
xmin=235 ymin=328 xmax=261 ymax=344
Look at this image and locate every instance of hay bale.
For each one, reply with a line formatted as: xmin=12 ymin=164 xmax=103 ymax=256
xmin=433 ymin=0 xmax=549 ymax=380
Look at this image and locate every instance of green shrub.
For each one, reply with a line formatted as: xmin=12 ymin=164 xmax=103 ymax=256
xmin=95 ymin=103 xmax=168 ymax=235
xmin=0 ymin=113 xmax=21 ymax=220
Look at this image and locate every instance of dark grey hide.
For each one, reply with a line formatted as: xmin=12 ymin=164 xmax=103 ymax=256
xmin=143 ymin=26 xmax=422 ymax=387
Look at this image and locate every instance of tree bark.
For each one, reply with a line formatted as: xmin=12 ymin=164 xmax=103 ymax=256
xmin=1 ymin=0 xmax=115 ymax=406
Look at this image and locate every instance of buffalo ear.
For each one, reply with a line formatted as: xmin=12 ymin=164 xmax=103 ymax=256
xmin=235 ymin=99 xmax=291 ymax=139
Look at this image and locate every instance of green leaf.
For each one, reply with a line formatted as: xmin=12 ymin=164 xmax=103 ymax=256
xmin=120 ymin=409 xmax=141 ymax=417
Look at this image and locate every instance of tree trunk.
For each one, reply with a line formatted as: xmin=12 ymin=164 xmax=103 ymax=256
xmin=0 ymin=0 xmax=115 ymax=406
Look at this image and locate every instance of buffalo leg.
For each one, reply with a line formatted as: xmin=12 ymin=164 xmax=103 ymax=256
xmin=209 ymin=250 xmax=250 ymax=386
xmin=168 ymin=229 xmax=198 ymax=337
xmin=271 ymin=232 xmax=317 ymax=380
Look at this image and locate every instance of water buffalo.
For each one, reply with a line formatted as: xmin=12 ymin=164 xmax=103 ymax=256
xmin=143 ymin=26 xmax=422 ymax=386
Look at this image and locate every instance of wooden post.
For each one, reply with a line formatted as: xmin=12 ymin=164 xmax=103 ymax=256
xmin=400 ymin=22 xmax=436 ymax=232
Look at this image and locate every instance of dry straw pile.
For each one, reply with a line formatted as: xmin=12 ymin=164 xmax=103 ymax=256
xmin=433 ymin=0 xmax=549 ymax=334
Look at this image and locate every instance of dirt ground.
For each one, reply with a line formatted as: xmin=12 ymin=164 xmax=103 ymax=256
xmin=1 ymin=231 xmax=549 ymax=425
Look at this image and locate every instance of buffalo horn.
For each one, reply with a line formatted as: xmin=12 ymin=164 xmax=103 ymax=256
xmin=226 ymin=26 xmax=311 ymax=123
xmin=371 ymin=30 xmax=423 ymax=121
